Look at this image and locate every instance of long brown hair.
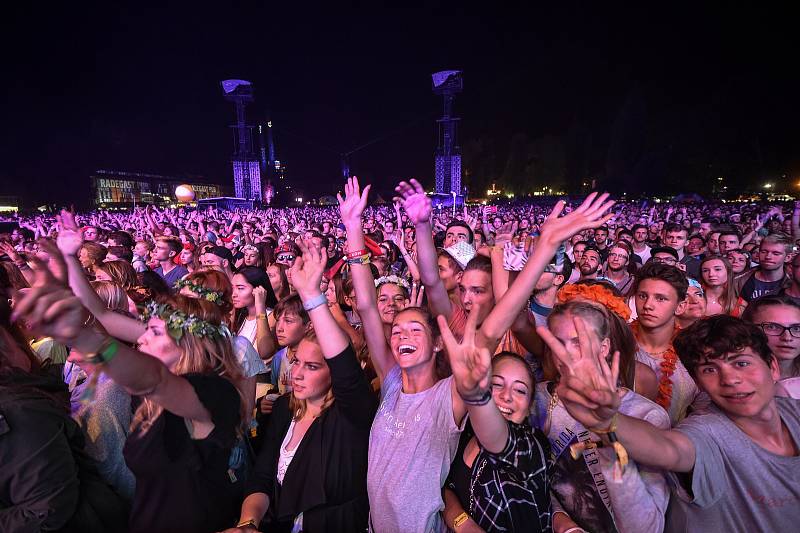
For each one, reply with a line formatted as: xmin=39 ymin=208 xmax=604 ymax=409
xmin=700 ymin=255 xmax=738 ymax=315
xmin=132 ymin=295 xmax=247 ymax=434
xmin=96 ymin=259 xmax=138 ymax=290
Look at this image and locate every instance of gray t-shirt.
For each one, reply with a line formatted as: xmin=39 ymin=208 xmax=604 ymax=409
xmin=666 ymin=397 xmax=800 ymax=532
xmin=367 ymin=365 xmax=463 ymax=533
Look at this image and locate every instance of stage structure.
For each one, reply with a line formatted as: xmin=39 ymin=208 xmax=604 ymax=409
xmin=221 ymin=79 xmax=261 ymax=201
xmin=432 ymin=70 xmax=463 ymax=199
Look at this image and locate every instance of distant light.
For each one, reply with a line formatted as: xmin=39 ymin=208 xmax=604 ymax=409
xmin=268 ymin=121 xmax=273 ymax=128
xmin=764 ymin=183 xmax=773 ymax=189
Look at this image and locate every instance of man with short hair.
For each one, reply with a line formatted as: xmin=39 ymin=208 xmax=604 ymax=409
xmin=577 ymin=246 xmax=602 ymax=281
xmin=593 ymin=226 xmax=610 ymax=261
xmin=551 ymin=315 xmax=800 ymax=533
xmin=566 ymin=240 xmax=589 ymax=284
xmin=685 ymin=234 xmax=706 ymax=260
xmin=707 ymin=231 xmax=721 ymax=255
xmin=200 ymin=245 xmax=235 ymax=280
xmin=736 ymin=234 xmax=792 ymax=302
xmin=529 ymin=258 xmax=570 ymax=326
xmin=663 ymin=223 xmax=700 ymax=278
xmin=718 ymin=230 xmax=742 ymax=254
xmin=631 ymin=223 xmax=652 ymax=265
xmin=631 ymin=262 xmax=701 ymax=424
xmin=152 ymin=236 xmax=188 ymax=286
xmin=443 ymin=221 xmax=474 ymax=248
xmin=605 ymin=242 xmax=634 ymax=294
xmin=698 ymin=219 xmax=715 ymax=239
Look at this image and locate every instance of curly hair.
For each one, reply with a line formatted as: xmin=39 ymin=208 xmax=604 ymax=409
xmin=673 ymin=315 xmax=773 ymax=377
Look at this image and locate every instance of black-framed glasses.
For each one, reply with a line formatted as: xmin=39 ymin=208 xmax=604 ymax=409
xmin=759 ymin=322 xmax=800 ymax=338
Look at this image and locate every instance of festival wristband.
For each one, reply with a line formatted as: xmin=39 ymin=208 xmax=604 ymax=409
xmin=301 ymin=292 xmax=327 ymax=311
xmin=83 ymin=338 xmax=120 ymax=365
xmin=346 ymin=248 xmax=369 ymax=259
xmin=346 ymin=254 xmax=371 ymax=265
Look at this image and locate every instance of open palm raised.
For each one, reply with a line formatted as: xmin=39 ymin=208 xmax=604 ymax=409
xmin=393 ymin=179 xmax=432 ymax=225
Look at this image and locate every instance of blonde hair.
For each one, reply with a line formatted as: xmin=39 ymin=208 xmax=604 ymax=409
xmin=90 ymin=280 xmax=129 ymax=313
xmin=132 ymin=295 xmax=247 ymax=434
xmin=288 ymin=329 xmax=334 ymax=420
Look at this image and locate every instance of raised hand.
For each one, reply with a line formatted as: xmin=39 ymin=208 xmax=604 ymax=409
xmin=394 ymin=179 xmax=431 ymax=225
xmin=538 ymin=193 xmax=615 ymax=249
xmin=494 ymin=221 xmax=518 ymax=247
xmin=0 ymin=241 xmax=22 ymax=264
xmin=11 ymin=256 xmax=88 ymax=345
xmin=290 ymin=237 xmax=328 ymax=299
xmin=438 ymin=304 xmax=491 ymax=399
xmin=56 ymin=209 xmax=83 ymax=256
xmin=537 ymin=316 xmax=621 ymax=429
xmin=337 ymin=176 xmax=371 ymax=227
xmin=409 ymin=281 xmax=425 ymax=307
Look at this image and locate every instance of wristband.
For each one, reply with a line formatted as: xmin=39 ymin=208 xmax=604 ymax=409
xmin=461 ymin=388 xmax=492 ymax=406
xmin=256 ymin=313 xmax=268 ymax=320
xmin=83 ymin=338 xmax=120 ymax=365
xmin=346 ymin=248 xmax=369 ymax=259
xmin=302 ymin=292 xmax=327 ymax=311
xmin=346 ymin=254 xmax=371 ymax=265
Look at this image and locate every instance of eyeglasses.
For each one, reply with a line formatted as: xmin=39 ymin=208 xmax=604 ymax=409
xmin=653 ymin=256 xmax=677 ymax=265
xmin=759 ymin=322 xmax=800 ymax=338
xmin=277 ymin=254 xmax=294 ymax=262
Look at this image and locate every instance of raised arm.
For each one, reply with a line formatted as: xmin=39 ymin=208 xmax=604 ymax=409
xmin=538 ymin=318 xmax=696 ymax=473
xmin=51 ymin=213 xmax=144 ymax=343
xmin=13 ymin=266 xmax=219 ymax=429
xmin=478 ymin=193 xmax=615 ymax=351
xmin=338 ymin=177 xmax=395 ymax=380
xmin=439 ymin=305 xmax=504 ymax=452
xmin=290 ymin=238 xmax=349 ymax=358
xmin=394 ymin=179 xmax=452 ymax=320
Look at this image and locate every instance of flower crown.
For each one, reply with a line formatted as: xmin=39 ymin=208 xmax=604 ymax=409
xmin=140 ymin=300 xmax=229 ymax=341
xmin=375 ymin=274 xmax=410 ymax=291
xmin=556 ymin=284 xmax=632 ymax=321
xmin=173 ymin=279 xmax=224 ymax=305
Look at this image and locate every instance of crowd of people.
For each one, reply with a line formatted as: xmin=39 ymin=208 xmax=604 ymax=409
xmin=1 ymin=178 xmax=799 ymax=533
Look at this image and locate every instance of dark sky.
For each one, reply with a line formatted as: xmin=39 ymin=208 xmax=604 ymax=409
xmin=1 ymin=3 xmax=798 ymax=206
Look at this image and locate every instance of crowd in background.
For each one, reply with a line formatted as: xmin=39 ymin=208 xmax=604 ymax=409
xmin=1 ymin=180 xmax=799 ymax=533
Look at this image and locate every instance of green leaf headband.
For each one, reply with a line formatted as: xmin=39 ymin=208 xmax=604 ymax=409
xmin=173 ymin=279 xmax=224 ymax=305
xmin=140 ymin=300 xmax=230 ymax=341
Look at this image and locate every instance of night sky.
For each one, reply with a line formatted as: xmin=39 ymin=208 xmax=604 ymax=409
xmin=2 ymin=3 xmax=798 ymax=207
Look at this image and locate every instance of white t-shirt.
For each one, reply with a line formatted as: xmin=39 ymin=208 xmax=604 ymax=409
xmin=367 ymin=366 xmax=463 ymax=533
xmin=277 ymin=419 xmax=299 ymax=485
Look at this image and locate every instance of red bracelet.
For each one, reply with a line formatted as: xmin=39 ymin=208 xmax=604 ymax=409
xmin=346 ymin=249 xmax=369 ymax=259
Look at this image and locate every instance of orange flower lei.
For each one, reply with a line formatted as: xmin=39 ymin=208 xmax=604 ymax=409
xmin=630 ymin=320 xmax=679 ymax=410
xmin=556 ymin=284 xmax=632 ymax=322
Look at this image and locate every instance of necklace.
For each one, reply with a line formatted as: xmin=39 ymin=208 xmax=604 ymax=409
xmin=468 ymin=455 xmax=488 ymax=517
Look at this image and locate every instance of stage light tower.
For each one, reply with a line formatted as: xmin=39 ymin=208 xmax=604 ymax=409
xmin=432 ymin=70 xmax=463 ymax=196
xmin=221 ymin=79 xmax=261 ymax=201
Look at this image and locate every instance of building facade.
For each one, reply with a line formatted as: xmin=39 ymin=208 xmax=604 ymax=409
xmin=90 ymin=170 xmax=226 ymax=208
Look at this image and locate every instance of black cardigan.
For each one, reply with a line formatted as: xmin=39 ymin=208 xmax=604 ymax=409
xmin=245 ymin=345 xmax=377 ymax=533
